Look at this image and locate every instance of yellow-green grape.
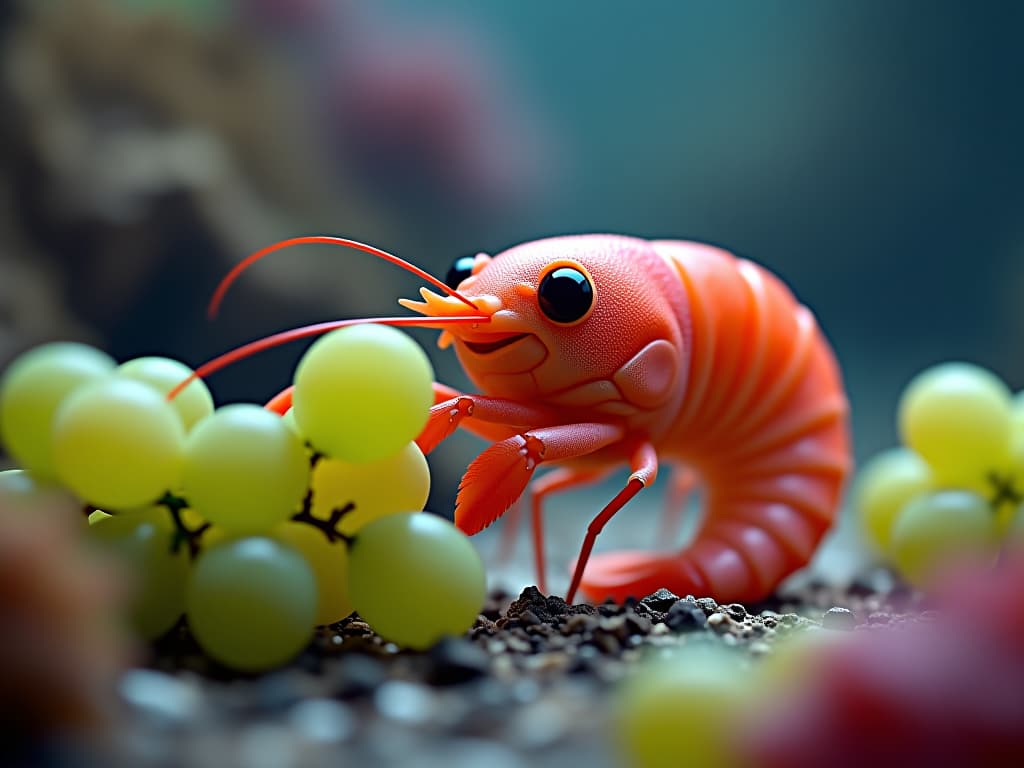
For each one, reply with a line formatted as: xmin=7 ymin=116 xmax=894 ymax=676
xmin=348 ymin=512 xmax=484 ymax=649
xmin=0 ymin=468 xmax=82 ymax=521
xmin=117 ymin=356 xmax=214 ymax=432
xmin=0 ymin=342 xmax=116 ymax=479
xmin=1012 ymin=390 xmax=1024 ymax=434
xmin=889 ymin=490 xmax=999 ymax=587
xmin=273 ymin=522 xmax=352 ymax=625
xmin=292 ymin=325 xmax=434 ymax=462
xmin=281 ymin=408 xmax=300 ymax=436
xmin=1003 ymin=400 xmax=1024 ymax=487
xmin=612 ymin=643 xmax=749 ymax=768
xmin=1005 ymin=504 xmax=1024 ymax=550
xmin=52 ymin=378 xmax=185 ymax=509
xmin=311 ymin=441 xmax=429 ymax=535
xmin=854 ymin=448 xmax=934 ymax=554
xmin=186 ymin=537 xmax=317 ymax=671
xmin=181 ymin=404 xmax=309 ymax=533
xmin=898 ymin=362 xmax=1012 ymax=494
xmin=88 ymin=506 xmax=190 ymax=639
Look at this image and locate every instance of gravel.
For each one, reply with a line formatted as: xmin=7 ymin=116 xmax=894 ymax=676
xmin=87 ymin=571 xmax=924 ymax=768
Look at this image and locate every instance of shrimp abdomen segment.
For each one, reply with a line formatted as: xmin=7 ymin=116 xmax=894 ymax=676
xmin=578 ymin=241 xmax=850 ymax=603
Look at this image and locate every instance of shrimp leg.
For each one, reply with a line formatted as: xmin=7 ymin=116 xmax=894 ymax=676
xmin=528 ymin=467 xmax=609 ymax=594
xmin=565 ymin=441 xmax=658 ymax=604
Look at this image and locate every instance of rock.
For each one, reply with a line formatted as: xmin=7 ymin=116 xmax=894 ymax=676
xmin=822 ymin=606 xmax=858 ymax=631
xmin=639 ymin=588 xmax=680 ymax=613
xmin=426 ymin=638 xmax=491 ymax=686
xmin=664 ymin=601 xmax=708 ymax=632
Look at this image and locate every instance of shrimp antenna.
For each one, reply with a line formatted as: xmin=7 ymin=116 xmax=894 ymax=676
xmin=208 ymin=235 xmax=479 ymax=319
xmin=168 ymin=314 xmax=487 ymax=401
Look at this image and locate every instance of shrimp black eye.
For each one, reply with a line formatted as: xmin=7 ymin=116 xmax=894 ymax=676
xmin=538 ymin=266 xmax=593 ymax=324
xmin=445 ymin=255 xmax=476 ymax=289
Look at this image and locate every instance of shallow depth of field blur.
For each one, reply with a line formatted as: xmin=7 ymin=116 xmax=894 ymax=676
xmin=2 ymin=0 xmax=1023 ymax=586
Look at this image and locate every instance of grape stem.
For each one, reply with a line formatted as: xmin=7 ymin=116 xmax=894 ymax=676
xmin=159 ymin=493 xmax=210 ymax=558
xmin=290 ymin=487 xmax=355 ymax=546
xmin=286 ymin=451 xmax=357 ymax=545
xmin=986 ymin=471 xmax=1022 ymax=512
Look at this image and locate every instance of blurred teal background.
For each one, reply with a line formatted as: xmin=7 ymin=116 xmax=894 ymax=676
xmin=2 ymin=0 xmax=1023 ymax=508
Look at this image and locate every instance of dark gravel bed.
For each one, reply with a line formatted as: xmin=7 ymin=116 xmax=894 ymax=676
xmin=95 ymin=575 xmax=920 ymax=768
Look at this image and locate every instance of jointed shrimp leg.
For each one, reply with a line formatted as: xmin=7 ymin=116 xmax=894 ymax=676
xmin=565 ymin=441 xmax=658 ymax=604
xmin=417 ymin=389 xmax=564 ymax=454
xmin=454 ymin=423 xmax=627 ymax=596
xmin=528 ymin=466 xmax=609 ymax=594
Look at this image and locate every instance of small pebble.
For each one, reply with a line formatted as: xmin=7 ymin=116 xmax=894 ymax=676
xmin=664 ymin=601 xmax=707 ymax=632
xmin=822 ymin=606 xmax=858 ymax=631
xmin=507 ymin=698 xmax=569 ymax=748
xmin=374 ymin=681 xmax=435 ymax=725
xmin=749 ymin=641 xmax=772 ymax=657
xmin=237 ymin=724 xmax=299 ymax=768
xmin=640 ymin=588 xmax=680 ymax=613
xmin=696 ymin=597 xmax=719 ymax=615
xmin=706 ymin=612 xmax=729 ymax=631
xmin=330 ymin=655 xmax=386 ymax=698
xmin=724 ymin=603 xmax=747 ymax=621
xmin=427 ymin=637 xmax=491 ymax=686
xmin=288 ymin=698 xmax=355 ymax=743
xmin=119 ymin=669 xmax=203 ymax=725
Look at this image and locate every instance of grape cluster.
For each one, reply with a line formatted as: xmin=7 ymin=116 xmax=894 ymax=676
xmin=0 ymin=325 xmax=486 ymax=671
xmin=855 ymin=362 xmax=1024 ymax=586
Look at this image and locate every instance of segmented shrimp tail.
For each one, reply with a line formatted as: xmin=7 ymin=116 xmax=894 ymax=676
xmin=579 ymin=243 xmax=851 ymax=604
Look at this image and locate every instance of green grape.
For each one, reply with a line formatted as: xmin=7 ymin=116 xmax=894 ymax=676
xmin=1003 ymin=400 xmax=1024 ymax=479
xmin=612 ymin=642 xmax=749 ymax=768
xmin=292 ymin=325 xmax=434 ymax=462
xmin=88 ymin=506 xmax=190 ymax=639
xmin=347 ymin=512 xmax=484 ymax=649
xmin=0 ymin=468 xmax=82 ymax=521
xmin=52 ymin=378 xmax=185 ymax=509
xmin=88 ymin=509 xmax=112 ymax=525
xmin=181 ymin=404 xmax=309 ymax=533
xmin=854 ymin=448 xmax=934 ymax=554
xmin=0 ymin=342 xmax=116 ymax=479
xmin=889 ymin=490 xmax=999 ymax=587
xmin=1004 ymin=503 xmax=1024 ymax=548
xmin=898 ymin=362 xmax=1012 ymax=494
xmin=273 ymin=522 xmax=352 ymax=625
xmin=280 ymin=408 xmax=300 ymax=436
xmin=186 ymin=536 xmax=317 ymax=671
xmin=1012 ymin=390 xmax=1024 ymax=433
xmin=117 ymin=356 xmax=214 ymax=432
xmin=311 ymin=441 xmax=429 ymax=535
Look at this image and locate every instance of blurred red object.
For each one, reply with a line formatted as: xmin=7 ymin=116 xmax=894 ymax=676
xmin=327 ymin=26 xmax=541 ymax=221
xmin=747 ymin=556 xmax=1024 ymax=767
xmin=0 ymin=490 xmax=130 ymax=749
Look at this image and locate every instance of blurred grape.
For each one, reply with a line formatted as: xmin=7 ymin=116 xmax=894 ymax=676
xmin=898 ymin=362 xmax=1012 ymax=494
xmin=745 ymin=555 xmax=1024 ymax=767
xmin=854 ymin=447 xmax=934 ymax=554
xmin=888 ymin=490 xmax=999 ymax=587
xmin=613 ymin=642 xmax=750 ymax=768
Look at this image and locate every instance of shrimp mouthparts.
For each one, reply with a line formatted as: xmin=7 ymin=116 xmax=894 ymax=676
xmin=463 ymin=333 xmax=529 ymax=354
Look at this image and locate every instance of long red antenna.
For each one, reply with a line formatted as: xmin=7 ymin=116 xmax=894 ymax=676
xmin=208 ymin=236 xmax=479 ymax=318
xmin=168 ymin=315 xmax=487 ymax=401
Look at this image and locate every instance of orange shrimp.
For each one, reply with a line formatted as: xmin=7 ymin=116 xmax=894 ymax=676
xmin=197 ymin=234 xmax=851 ymax=605
xmin=404 ymin=234 xmax=851 ymax=605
